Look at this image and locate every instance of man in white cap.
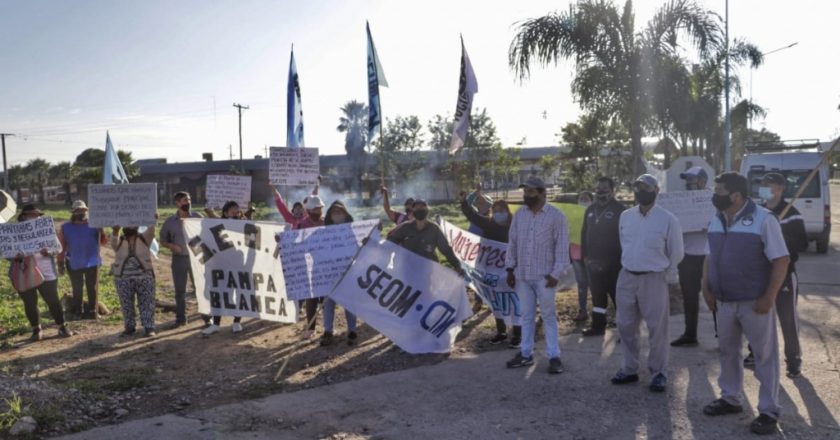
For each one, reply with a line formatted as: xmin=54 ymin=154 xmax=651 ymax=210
xmin=612 ymin=174 xmax=684 ymax=392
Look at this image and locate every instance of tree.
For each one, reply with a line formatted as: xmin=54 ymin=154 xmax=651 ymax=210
xmin=72 ymin=147 xmax=139 ymax=183
xmin=427 ymin=109 xmax=502 ymax=191
xmin=537 ymin=155 xmax=560 ymax=185
xmin=336 ymin=100 xmax=369 ymax=198
xmin=378 ymin=115 xmax=425 ymax=179
xmin=493 ymin=147 xmax=522 ymax=197
xmin=509 ymin=0 xmax=721 ymax=175
xmin=22 ymin=158 xmax=50 ymax=203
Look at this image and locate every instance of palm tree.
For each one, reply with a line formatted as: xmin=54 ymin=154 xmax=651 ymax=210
xmin=23 ymin=158 xmax=50 ymax=204
xmin=509 ymin=0 xmax=721 ymax=174
xmin=336 ymin=100 xmax=369 ymax=198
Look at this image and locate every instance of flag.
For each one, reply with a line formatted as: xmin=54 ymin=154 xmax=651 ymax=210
xmin=102 ymin=131 xmax=129 ymax=184
xmin=366 ymin=21 xmax=388 ymax=143
xmin=449 ymin=36 xmax=478 ymax=154
xmin=286 ymin=47 xmax=305 ymax=148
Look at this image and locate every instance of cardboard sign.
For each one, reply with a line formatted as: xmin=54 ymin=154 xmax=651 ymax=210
xmin=269 ymin=147 xmax=319 ymax=186
xmin=657 ymin=189 xmax=715 ymax=232
xmin=205 ymin=175 xmax=252 ymax=209
xmin=0 ymin=216 xmax=62 ymax=258
xmin=88 ymin=183 xmax=157 ymax=228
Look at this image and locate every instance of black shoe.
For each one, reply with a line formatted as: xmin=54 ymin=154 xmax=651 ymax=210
xmin=743 ymin=352 xmax=755 ymax=368
xmin=57 ymin=325 xmax=76 ymax=338
xmin=489 ymin=333 xmax=507 ymax=345
xmin=29 ymin=329 xmax=42 ymax=342
xmin=548 ymin=357 xmax=564 ymax=374
xmin=749 ymin=414 xmax=778 ymax=435
xmin=144 ymin=329 xmax=157 ymax=338
xmin=703 ymin=398 xmax=743 ymax=416
xmin=508 ymin=337 xmax=521 ymax=349
xmin=119 ymin=328 xmax=136 ymax=338
xmin=172 ymin=321 xmax=187 ymax=329
xmin=581 ymin=326 xmax=605 ymax=336
xmin=319 ymin=332 xmax=333 ymax=346
xmin=347 ymin=331 xmax=358 ymax=346
xmin=506 ymin=353 xmax=534 ymax=368
xmin=649 ymin=373 xmax=667 ymax=392
xmin=786 ymin=360 xmax=802 ymax=378
xmin=670 ymin=334 xmax=698 ymax=347
xmin=786 ymin=368 xmax=801 ymax=378
xmin=610 ymin=371 xmax=639 ymax=385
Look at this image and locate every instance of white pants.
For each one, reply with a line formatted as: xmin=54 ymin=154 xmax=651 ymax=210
xmin=518 ymin=279 xmax=560 ymax=359
xmin=616 ymin=270 xmax=670 ymax=377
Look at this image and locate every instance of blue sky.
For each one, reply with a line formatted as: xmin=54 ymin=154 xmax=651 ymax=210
xmin=1 ymin=0 xmax=838 ymax=166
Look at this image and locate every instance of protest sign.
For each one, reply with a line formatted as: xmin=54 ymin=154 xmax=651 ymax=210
xmin=329 ymin=238 xmax=471 ymax=354
xmin=87 ymin=183 xmax=157 ymax=228
xmin=182 ymin=218 xmax=296 ymax=322
xmin=269 ymin=147 xmax=320 ymax=186
xmin=279 ymin=219 xmax=380 ymax=300
xmin=0 ymin=216 xmax=62 ymax=258
xmin=438 ymin=218 xmax=520 ymax=325
xmin=657 ymin=189 xmax=715 ymax=232
xmin=205 ymin=174 xmax=252 ymax=209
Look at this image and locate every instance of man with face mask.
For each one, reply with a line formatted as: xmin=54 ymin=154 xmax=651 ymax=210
xmin=504 ymin=176 xmax=570 ymax=375
xmin=612 ymin=174 xmax=684 ymax=393
xmin=581 ymin=177 xmax=626 ymax=336
xmin=702 ymin=172 xmax=789 ymax=435
xmin=671 ymin=167 xmax=710 ymax=347
xmin=387 ymin=200 xmax=464 ymax=276
xmin=160 ymin=191 xmax=203 ymax=327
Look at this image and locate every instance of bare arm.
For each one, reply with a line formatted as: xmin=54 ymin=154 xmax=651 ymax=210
xmin=381 ymin=186 xmax=398 ymax=223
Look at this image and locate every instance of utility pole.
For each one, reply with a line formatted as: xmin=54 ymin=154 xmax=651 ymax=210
xmin=723 ymin=0 xmax=731 ymax=171
xmin=229 ymin=144 xmax=233 ymax=160
xmin=233 ymin=103 xmax=249 ymax=173
xmin=0 ymin=133 xmax=13 ymax=193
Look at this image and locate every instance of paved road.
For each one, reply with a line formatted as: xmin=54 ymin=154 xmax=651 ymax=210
xmin=63 ymin=188 xmax=840 ymax=440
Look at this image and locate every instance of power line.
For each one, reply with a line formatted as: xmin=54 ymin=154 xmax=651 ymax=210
xmin=233 ymin=103 xmax=249 ymax=173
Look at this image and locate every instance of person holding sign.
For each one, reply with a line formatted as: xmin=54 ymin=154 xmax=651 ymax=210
xmin=272 ymin=185 xmax=309 ymax=229
xmin=111 ymin=215 xmax=158 ymax=337
xmin=381 ymin=185 xmax=414 ymax=226
xmin=298 ymin=194 xmax=326 ymax=339
xmin=387 ymin=200 xmax=464 ymax=276
xmin=320 ymin=201 xmax=359 ymax=346
xmin=57 ymin=200 xmax=108 ymax=319
xmin=160 ymin=191 xmax=203 ymax=328
xmin=504 ymin=176 xmax=570 ymax=374
xmin=9 ymin=205 xmax=75 ymax=341
xmin=202 ymin=201 xmax=247 ymax=336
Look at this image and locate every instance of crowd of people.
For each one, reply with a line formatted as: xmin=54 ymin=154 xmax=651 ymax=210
xmin=6 ymin=168 xmax=805 ymax=435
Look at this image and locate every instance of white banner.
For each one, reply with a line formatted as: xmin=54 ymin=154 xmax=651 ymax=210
xmin=657 ymin=189 xmax=715 ymax=232
xmin=205 ymin=175 xmax=252 ymax=209
xmin=0 ymin=216 xmax=62 ymax=258
xmin=438 ymin=219 xmax=521 ymax=325
xmin=88 ymin=183 xmax=157 ymax=228
xmin=182 ymin=218 xmax=296 ymax=323
xmin=329 ymin=238 xmax=471 ymax=354
xmin=269 ymin=147 xmax=320 ymax=186
xmin=280 ymin=219 xmax=380 ymax=300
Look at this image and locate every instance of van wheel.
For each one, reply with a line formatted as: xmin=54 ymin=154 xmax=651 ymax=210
xmin=816 ymin=237 xmax=830 ymax=254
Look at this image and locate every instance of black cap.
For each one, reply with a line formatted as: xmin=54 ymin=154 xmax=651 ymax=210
xmin=762 ymin=172 xmax=786 ymax=186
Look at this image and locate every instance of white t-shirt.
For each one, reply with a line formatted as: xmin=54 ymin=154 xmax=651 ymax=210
xmin=33 ymin=254 xmax=57 ymax=281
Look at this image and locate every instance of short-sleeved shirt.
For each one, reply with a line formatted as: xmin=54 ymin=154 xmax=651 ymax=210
xmin=160 ymin=212 xmax=203 ymax=256
xmin=387 ymin=221 xmax=460 ymax=267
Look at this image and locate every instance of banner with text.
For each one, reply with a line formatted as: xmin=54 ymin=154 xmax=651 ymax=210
xmin=88 ymin=183 xmax=157 ymax=228
xmin=280 ymin=219 xmax=380 ymax=300
xmin=269 ymin=147 xmax=320 ymax=186
xmin=182 ymin=218 xmax=296 ymax=323
xmin=657 ymin=189 xmax=715 ymax=232
xmin=330 ymin=238 xmax=471 ymax=353
xmin=0 ymin=216 xmax=62 ymax=258
xmin=205 ymin=174 xmax=252 ymax=209
xmin=438 ymin=218 xmax=520 ymax=325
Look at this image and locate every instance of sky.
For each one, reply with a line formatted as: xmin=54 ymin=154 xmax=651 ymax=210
xmin=1 ymin=0 xmax=838 ymax=167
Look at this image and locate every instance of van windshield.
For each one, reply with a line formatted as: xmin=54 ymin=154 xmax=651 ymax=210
xmin=747 ymin=170 xmax=821 ymax=199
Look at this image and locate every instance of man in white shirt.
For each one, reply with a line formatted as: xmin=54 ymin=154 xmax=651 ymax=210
xmin=504 ymin=176 xmax=570 ymax=374
xmin=612 ymin=174 xmax=684 ymax=393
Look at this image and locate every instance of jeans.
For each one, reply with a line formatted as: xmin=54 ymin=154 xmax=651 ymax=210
xmin=18 ymin=280 xmax=65 ymax=328
xmin=518 ymin=279 xmax=560 ymax=359
xmin=68 ymin=265 xmax=99 ymax=315
xmin=171 ymin=255 xmax=194 ymax=324
xmin=323 ymin=298 xmax=356 ymax=333
xmin=571 ymin=259 xmax=589 ymax=312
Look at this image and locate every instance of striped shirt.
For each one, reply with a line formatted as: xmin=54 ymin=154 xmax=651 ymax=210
xmin=504 ymin=202 xmax=570 ymax=280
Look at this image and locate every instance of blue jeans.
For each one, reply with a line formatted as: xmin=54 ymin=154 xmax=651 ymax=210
xmin=323 ymin=298 xmax=356 ymax=333
xmin=572 ymin=259 xmax=589 ymax=312
xmin=518 ymin=279 xmax=560 ymax=359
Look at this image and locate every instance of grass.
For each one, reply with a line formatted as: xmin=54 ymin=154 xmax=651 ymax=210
xmin=101 ymin=366 xmax=155 ymax=392
xmin=0 ymin=393 xmax=24 ymax=431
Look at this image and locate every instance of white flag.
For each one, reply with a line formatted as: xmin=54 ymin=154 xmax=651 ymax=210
xmin=286 ymin=47 xmax=305 ymax=148
xmin=449 ymin=37 xmax=478 ymax=154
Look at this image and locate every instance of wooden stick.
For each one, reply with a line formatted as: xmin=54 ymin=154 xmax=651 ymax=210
xmin=779 ymin=137 xmax=840 ymax=219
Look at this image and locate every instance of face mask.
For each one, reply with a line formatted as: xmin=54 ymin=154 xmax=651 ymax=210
xmin=180 ymin=203 xmax=191 ymax=212
xmin=634 ymin=190 xmax=656 ymax=206
xmin=523 ymin=195 xmax=539 ymax=207
xmin=579 ymin=201 xmax=592 ymax=208
xmin=493 ymin=213 xmax=509 ymax=224
xmin=685 ymin=183 xmax=699 ymax=190
xmin=413 ymin=209 xmax=429 ymax=221
xmin=72 ymin=212 xmax=87 ymax=222
xmin=758 ymin=186 xmax=773 ymax=201
xmin=712 ymin=194 xmax=733 ymax=211
xmin=309 ymin=212 xmax=321 ymax=221
xmin=123 ymin=228 xmax=139 ymax=237
xmin=595 ymin=191 xmax=611 ymax=204
xmin=331 ymin=214 xmax=346 ymax=224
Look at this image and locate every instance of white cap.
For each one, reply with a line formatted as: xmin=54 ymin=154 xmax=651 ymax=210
xmin=304 ymin=195 xmax=325 ymax=210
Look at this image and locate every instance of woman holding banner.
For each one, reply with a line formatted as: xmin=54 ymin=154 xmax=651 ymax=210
xmin=202 ymin=201 xmax=246 ymax=336
xmin=319 ymin=200 xmax=359 ymax=346
xmin=111 ymin=216 xmax=158 ymax=337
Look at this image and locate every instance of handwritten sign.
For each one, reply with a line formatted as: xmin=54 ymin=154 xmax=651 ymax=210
xmin=0 ymin=216 xmax=62 ymax=258
xmin=88 ymin=183 xmax=157 ymax=228
xmin=269 ymin=147 xmax=319 ymax=186
xmin=657 ymin=189 xmax=715 ymax=233
xmin=279 ymin=219 xmax=380 ymax=300
xmin=205 ymin=175 xmax=252 ymax=209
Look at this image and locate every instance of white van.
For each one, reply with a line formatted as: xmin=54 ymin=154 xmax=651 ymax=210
xmin=740 ymin=140 xmax=831 ymax=253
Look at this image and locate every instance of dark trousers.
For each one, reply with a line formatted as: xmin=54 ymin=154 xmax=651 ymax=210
xmin=18 ymin=280 xmax=65 ymax=328
xmin=678 ymin=254 xmax=705 ymax=338
xmin=495 ymin=319 xmax=522 ymax=338
xmin=171 ymin=255 xmax=194 ymax=324
xmin=587 ymin=262 xmax=620 ymax=330
xmin=304 ymin=298 xmax=320 ymax=331
xmin=68 ymin=265 xmax=99 ymax=314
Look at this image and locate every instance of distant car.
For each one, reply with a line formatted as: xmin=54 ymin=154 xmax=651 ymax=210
xmin=741 ymin=140 xmax=831 ymax=253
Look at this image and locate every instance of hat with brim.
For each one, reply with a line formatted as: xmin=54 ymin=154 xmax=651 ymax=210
xmin=633 ymin=174 xmax=659 ymax=189
xmin=21 ymin=204 xmax=43 ymax=216
xmin=519 ymin=176 xmax=546 ymax=190
xmin=679 ymin=166 xmax=708 ymax=181
xmin=72 ymin=200 xmax=88 ymax=211
xmin=304 ymin=195 xmax=325 ymax=210
xmin=762 ymin=172 xmax=786 ymax=186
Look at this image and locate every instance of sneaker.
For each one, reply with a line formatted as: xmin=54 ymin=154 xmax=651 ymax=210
xmin=57 ymin=325 xmax=76 ymax=338
xmin=670 ymin=334 xmax=699 ymax=347
xmin=347 ymin=331 xmax=358 ymax=346
xmin=301 ymin=329 xmax=314 ymax=340
xmin=29 ymin=329 xmax=42 ymax=342
xmin=489 ymin=333 xmax=508 ymax=345
xmin=144 ymin=329 xmax=157 ymax=338
xmin=201 ymin=324 xmax=220 ymax=336
xmin=506 ymin=353 xmax=534 ymax=368
xmin=786 ymin=360 xmax=802 ymax=378
xmin=508 ymin=337 xmax=521 ymax=349
xmin=703 ymin=398 xmax=743 ymax=416
xmin=649 ymin=373 xmax=667 ymax=392
xmin=119 ymin=328 xmax=136 ymax=338
xmin=743 ymin=352 xmax=755 ymax=368
xmin=610 ymin=371 xmax=639 ymax=385
xmin=548 ymin=357 xmax=564 ymax=374
xmin=232 ymin=322 xmax=243 ymax=333
xmin=319 ymin=332 xmax=333 ymax=346
xmin=749 ymin=414 xmax=778 ymax=435
xmin=572 ymin=310 xmax=588 ymax=322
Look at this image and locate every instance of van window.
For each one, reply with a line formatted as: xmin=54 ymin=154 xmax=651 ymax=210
xmin=747 ymin=170 xmax=821 ymax=199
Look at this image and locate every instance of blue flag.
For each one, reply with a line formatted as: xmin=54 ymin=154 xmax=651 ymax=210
xmin=102 ymin=131 xmax=129 ymax=184
xmin=366 ymin=21 xmax=388 ymax=143
xmin=286 ymin=47 xmax=305 ymax=148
